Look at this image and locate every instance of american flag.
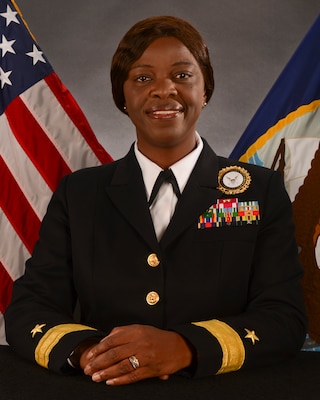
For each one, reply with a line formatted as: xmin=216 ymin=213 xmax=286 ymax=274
xmin=0 ymin=0 xmax=112 ymax=344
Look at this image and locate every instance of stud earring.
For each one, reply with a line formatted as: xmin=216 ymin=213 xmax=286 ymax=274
xmin=123 ymin=105 xmax=127 ymax=111
xmin=202 ymin=101 xmax=207 ymax=109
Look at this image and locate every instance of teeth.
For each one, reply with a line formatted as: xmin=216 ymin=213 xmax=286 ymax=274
xmin=153 ymin=110 xmax=178 ymax=115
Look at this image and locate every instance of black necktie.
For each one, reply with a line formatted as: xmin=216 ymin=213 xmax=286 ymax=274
xmin=148 ymin=169 xmax=181 ymax=207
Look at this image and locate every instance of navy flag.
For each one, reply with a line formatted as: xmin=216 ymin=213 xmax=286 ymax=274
xmin=230 ymin=15 xmax=320 ymax=348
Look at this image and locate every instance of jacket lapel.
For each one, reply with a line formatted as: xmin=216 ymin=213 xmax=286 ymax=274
xmin=160 ymin=141 xmax=221 ymax=248
xmin=105 ymin=147 xmax=160 ymax=250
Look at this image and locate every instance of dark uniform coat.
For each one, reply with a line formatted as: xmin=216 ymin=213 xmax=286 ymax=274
xmin=5 ymin=139 xmax=307 ymax=377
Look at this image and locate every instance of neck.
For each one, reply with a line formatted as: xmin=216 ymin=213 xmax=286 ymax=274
xmin=137 ymin=136 xmax=198 ymax=169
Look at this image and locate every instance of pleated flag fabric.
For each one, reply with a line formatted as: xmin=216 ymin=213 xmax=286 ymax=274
xmin=0 ymin=0 xmax=113 ymax=344
xmin=230 ymin=15 xmax=320 ymax=347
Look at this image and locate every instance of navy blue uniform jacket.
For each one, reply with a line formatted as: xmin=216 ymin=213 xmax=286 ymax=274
xmin=5 ymin=139 xmax=307 ymax=377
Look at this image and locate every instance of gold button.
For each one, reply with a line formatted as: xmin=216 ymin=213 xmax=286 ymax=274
xmin=146 ymin=291 xmax=160 ymax=305
xmin=147 ymin=253 xmax=160 ymax=267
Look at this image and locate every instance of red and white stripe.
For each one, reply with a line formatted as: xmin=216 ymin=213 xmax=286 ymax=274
xmin=0 ymin=72 xmax=112 ymax=344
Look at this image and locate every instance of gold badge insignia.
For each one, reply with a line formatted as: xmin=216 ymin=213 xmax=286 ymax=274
xmin=244 ymin=328 xmax=260 ymax=345
xmin=31 ymin=323 xmax=46 ymax=338
xmin=218 ymin=166 xmax=251 ymax=195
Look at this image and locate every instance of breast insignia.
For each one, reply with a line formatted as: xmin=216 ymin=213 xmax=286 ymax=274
xmin=218 ymin=166 xmax=251 ymax=195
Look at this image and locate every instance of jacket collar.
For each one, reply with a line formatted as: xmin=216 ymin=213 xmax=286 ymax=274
xmin=105 ymin=140 xmax=221 ymax=250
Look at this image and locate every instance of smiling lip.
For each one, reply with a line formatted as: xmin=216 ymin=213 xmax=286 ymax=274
xmin=147 ymin=106 xmax=183 ymax=119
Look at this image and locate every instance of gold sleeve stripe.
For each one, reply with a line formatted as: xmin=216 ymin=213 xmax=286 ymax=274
xmin=192 ymin=319 xmax=245 ymax=374
xmin=35 ymin=323 xmax=97 ymax=368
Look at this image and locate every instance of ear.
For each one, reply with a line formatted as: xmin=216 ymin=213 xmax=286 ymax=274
xmin=203 ymin=90 xmax=207 ymax=103
xmin=202 ymin=94 xmax=207 ymax=109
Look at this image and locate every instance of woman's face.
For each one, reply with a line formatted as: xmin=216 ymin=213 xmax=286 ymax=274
xmin=123 ymin=36 xmax=206 ymax=156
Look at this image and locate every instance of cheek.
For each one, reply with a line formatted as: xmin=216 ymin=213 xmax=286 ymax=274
xmin=123 ymin=82 xmax=135 ymax=104
xmin=123 ymin=83 xmax=130 ymax=105
xmin=123 ymin=88 xmax=144 ymax=112
xmin=190 ymin=85 xmax=206 ymax=106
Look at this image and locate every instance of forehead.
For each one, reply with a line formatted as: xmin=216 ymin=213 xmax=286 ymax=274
xmin=131 ymin=36 xmax=199 ymax=67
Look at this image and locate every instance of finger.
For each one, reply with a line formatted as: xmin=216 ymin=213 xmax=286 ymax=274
xmin=158 ymin=375 xmax=170 ymax=380
xmin=87 ymin=326 xmax=132 ymax=360
xmin=106 ymin=371 xmax=170 ymax=386
xmin=105 ymin=369 xmax=145 ymax=386
xmin=91 ymin=358 xmax=136 ymax=383
xmin=84 ymin=349 xmax=124 ymax=375
xmin=84 ymin=345 xmax=139 ymax=376
xmin=87 ymin=333 xmax=118 ymax=359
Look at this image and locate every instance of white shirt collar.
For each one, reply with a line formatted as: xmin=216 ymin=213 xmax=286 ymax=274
xmin=134 ymin=132 xmax=203 ymax=202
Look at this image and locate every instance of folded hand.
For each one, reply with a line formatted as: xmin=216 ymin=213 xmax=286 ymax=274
xmin=80 ymin=324 xmax=193 ymax=386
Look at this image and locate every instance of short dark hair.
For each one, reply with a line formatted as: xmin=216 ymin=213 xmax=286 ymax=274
xmin=110 ymin=16 xmax=214 ymax=114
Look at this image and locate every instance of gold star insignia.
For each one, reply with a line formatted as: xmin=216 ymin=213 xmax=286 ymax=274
xmin=244 ymin=328 xmax=260 ymax=345
xmin=31 ymin=323 xmax=46 ymax=338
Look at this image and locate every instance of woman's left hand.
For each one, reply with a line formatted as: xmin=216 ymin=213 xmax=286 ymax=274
xmin=81 ymin=324 xmax=193 ymax=385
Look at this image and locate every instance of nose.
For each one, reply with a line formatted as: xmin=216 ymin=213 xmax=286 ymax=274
xmin=150 ymin=78 xmax=178 ymax=98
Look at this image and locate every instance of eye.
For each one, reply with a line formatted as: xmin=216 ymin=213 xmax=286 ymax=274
xmin=136 ymin=75 xmax=150 ymax=82
xmin=175 ymin=72 xmax=191 ymax=79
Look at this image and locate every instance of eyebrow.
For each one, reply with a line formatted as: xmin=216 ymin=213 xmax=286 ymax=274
xmin=130 ymin=61 xmax=196 ymax=70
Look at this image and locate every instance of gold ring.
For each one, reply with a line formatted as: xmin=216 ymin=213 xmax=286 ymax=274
xmin=128 ymin=355 xmax=140 ymax=369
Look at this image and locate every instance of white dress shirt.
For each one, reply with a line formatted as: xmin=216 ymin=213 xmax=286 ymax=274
xmin=134 ymin=132 xmax=203 ymax=240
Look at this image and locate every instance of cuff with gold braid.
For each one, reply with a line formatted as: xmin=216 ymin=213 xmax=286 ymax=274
xmin=31 ymin=323 xmax=101 ymax=371
xmin=192 ymin=319 xmax=245 ymax=374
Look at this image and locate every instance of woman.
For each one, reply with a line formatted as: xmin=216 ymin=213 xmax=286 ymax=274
xmin=5 ymin=16 xmax=307 ymax=386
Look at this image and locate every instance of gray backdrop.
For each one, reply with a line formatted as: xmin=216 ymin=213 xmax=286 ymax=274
xmin=17 ymin=0 xmax=320 ymax=160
